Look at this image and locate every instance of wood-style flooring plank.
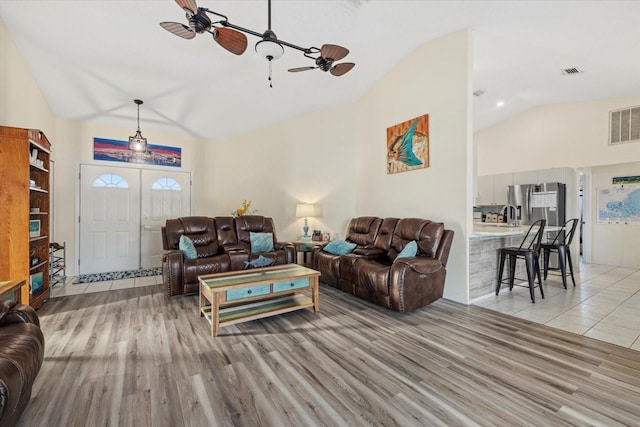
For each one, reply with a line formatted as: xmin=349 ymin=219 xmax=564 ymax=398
xmin=17 ymin=283 xmax=640 ymax=426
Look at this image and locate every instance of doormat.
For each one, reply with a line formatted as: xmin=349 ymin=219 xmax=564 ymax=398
xmin=73 ymin=267 xmax=162 ymax=284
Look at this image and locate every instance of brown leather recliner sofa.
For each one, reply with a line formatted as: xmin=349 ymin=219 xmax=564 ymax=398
xmin=311 ymin=217 xmax=454 ymax=312
xmin=0 ymin=300 xmax=45 ymax=426
xmin=162 ymin=215 xmax=295 ymax=296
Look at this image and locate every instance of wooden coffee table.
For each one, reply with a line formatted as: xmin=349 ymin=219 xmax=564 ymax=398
xmin=198 ymin=264 xmax=320 ymax=336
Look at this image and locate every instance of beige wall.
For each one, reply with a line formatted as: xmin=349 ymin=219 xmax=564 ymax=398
xmin=476 ymin=97 xmax=640 ymax=175
xmin=0 ymin=19 xmax=54 ymax=135
xmin=354 ymin=30 xmax=472 ymax=303
xmin=198 ymin=102 xmax=358 ymax=245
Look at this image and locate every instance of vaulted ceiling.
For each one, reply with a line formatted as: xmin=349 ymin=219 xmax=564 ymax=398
xmin=2 ymin=1 xmax=639 ymax=140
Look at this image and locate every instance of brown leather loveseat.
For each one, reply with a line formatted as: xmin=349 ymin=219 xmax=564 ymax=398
xmin=0 ymin=300 xmax=45 ymax=426
xmin=162 ymin=215 xmax=295 ymax=296
xmin=312 ymin=217 xmax=454 ymax=312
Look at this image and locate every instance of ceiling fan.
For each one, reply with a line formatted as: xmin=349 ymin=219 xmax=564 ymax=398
xmin=160 ymin=0 xmax=355 ymax=85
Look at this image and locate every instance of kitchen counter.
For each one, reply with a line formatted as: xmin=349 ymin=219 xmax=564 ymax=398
xmin=471 ymin=224 xmax=561 ymax=240
xmin=469 ymin=223 xmax=562 ymax=299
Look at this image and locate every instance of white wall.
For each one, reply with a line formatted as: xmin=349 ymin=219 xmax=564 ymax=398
xmin=475 ymin=97 xmax=640 ymax=268
xmin=355 ymin=30 xmax=472 ymax=303
xmin=4 ymin=16 xmax=474 ymax=302
xmin=0 ymin=18 xmax=54 ymax=134
xmin=589 ymin=162 xmax=640 ymax=268
xmin=476 ymin=97 xmax=640 ymax=174
xmin=199 ymin=103 xmax=358 ymax=243
xmin=203 ymin=31 xmax=472 ymax=303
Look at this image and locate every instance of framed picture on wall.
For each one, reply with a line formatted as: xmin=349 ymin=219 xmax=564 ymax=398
xmin=386 ymin=114 xmax=430 ymax=174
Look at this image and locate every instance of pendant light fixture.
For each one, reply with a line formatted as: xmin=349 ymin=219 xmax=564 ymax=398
xmin=129 ymin=99 xmax=148 ymax=153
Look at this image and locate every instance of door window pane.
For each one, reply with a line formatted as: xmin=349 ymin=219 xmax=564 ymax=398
xmin=93 ymin=174 xmax=129 ymax=188
xmin=151 ymin=177 xmax=181 ymax=191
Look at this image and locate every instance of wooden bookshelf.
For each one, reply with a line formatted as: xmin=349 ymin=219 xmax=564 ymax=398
xmin=0 ymin=126 xmax=51 ymax=309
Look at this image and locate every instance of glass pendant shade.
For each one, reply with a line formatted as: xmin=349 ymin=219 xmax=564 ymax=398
xmin=129 ymin=99 xmax=148 ymax=152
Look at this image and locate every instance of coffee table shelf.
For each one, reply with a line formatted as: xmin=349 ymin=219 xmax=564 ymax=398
xmin=199 ymin=264 xmax=320 ymax=336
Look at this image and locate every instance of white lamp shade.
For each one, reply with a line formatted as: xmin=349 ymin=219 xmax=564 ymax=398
xmin=255 ymin=39 xmax=284 ymax=60
xmin=296 ymin=203 xmax=319 ymax=218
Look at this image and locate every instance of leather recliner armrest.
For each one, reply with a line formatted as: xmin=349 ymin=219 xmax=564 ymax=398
xmin=393 ymin=256 xmax=444 ymax=275
xmin=352 ymin=248 xmax=387 ymax=259
xmin=220 ymin=244 xmax=245 ymax=253
xmin=389 ymin=256 xmax=447 ymax=312
xmin=163 ymin=250 xmax=185 ymax=296
xmin=275 ymin=242 xmax=296 ymax=264
xmin=0 ymin=300 xmax=40 ymax=327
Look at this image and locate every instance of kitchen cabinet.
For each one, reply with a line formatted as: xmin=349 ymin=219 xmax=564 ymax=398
xmin=538 ymin=167 xmax=568 ymax=184
xmin=476 ymin=173 xmax=512 ymax=205
xmin=513 ymin=170 xmax=538 ymax=185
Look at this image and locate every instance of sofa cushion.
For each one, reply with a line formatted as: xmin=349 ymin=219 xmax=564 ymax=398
xmin=183 ymin=254 xmax=231 ymax=284
xmin=250 ymin=232 xmax=274 ymax=253
xmin=354 ymin=259 xmax=392 ymax=296
xmin=323 ymin=240 xmax=357 ymax=255
xmin=179 ymin=235 xmax=197 ymax=259
xmin=396 ymin=240 xmax=417 ymax=259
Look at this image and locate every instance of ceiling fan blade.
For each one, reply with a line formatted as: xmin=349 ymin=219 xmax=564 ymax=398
xmin=330 ymin=62 xmax=355 ymax=76
xmin=288 ymin=66 xmax=317 ymax=73
xmin=160 ymin=22 xmax=196 ymax=40
xmin=175 ymin=0 xmax=197 ymax=14
xmin=213 ymin=27 xmax=248 ymax=55
xmin=321 ymin=44 xmax=349 ymax=61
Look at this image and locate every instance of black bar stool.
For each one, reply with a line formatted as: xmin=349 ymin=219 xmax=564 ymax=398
xmin=542 ymin=218 xmax=579 ymax=289
xmin=496 ymin=219 xmax=546 ymax=303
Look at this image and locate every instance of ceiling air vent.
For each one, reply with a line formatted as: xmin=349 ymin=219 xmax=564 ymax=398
xmin=473 ymin=89 xmax=486 ymax=97
xmin=609 ymin=105 xmax=640 ymax=145
xmin=562 ymin=67 xmax=583 ymax=75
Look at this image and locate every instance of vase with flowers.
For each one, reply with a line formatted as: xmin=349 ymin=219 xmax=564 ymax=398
xmin=232 ymin=199 xmax=258 ymax=217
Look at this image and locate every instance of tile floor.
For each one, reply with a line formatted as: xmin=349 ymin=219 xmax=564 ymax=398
xmin=474 ymin=262 xmax=640 ymax=350
xmin=51 ymin=263 xmax=640 ymax=351
xmin=50 ymin=274 xmax=161 ymax=298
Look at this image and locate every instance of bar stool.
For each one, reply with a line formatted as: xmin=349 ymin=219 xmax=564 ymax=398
xmin=542 ymin=218 xmax=579 ymax=289
xmin=496 ymin=219 xmax=546 ymax=303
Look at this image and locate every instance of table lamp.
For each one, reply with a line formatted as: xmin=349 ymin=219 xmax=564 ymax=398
xmin=296 ymin=203 xmax=319 ymax=241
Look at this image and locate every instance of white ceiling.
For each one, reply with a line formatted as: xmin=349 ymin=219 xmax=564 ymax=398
xmin=2 ymin=0 xmax=640 ymax=140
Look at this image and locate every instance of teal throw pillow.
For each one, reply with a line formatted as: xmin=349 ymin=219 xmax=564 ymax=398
xmin=396 ymin=240 xmax=418 ymax=259
xmin=250 ymin=232 xmax=274 ymax=253
xmin=323 ymin=240 xmax=356 ymax=255
xmin=179 ymin=235 xmax=198 ymax=259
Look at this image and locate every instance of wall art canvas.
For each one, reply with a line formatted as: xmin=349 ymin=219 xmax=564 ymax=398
xmin=93 ymin=137 xmax=182 ymax=167
xmin=386 ymin=114 xmax=429 ymax=174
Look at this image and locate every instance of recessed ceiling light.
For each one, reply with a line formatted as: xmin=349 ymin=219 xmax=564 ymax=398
xmin=496 ymin=101 xmax=505 ymax=107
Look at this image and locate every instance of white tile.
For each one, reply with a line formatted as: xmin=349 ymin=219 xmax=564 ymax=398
xmin=545 ymin=321 xmax=592 ymax=335
xmin=135 ymin=275 xmax=157 ymax=287
xmin=82 ymin=281 xmax=112 ymax=293
xmin=54 ymin=283 xmax=90 ymax=297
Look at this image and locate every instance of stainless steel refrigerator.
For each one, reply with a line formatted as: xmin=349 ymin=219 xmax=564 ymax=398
xmin=507 ymin=182 xmax=566 ymax=227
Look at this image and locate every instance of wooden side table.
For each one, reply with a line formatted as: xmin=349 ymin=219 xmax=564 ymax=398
xmin=291 ymin=240 xmax=328 ymax=266
xmin=0 ymin=280 xmax=26 ymax=303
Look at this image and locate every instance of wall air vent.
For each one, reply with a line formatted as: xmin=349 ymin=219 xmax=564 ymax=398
xmin=609 ymin=105 xmax=640 ymax=145
xmin=562 ymin=67 xmax=583 ymax=75
xmin=473 ymin=89 xmax=486 ymax=97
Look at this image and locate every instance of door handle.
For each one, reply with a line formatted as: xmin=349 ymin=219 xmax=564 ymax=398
xmin=142 ymin=225 xmax=152 ymax=230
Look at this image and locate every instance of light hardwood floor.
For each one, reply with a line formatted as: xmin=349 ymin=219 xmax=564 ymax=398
xmin=21 ymin=283 xmax=640 ymax=426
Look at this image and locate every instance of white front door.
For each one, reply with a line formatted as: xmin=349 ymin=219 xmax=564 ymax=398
xmin=79 ymin=165 xmax=141 ymax=274
xmin=140 ymin=170 xmax=191 ymax=268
